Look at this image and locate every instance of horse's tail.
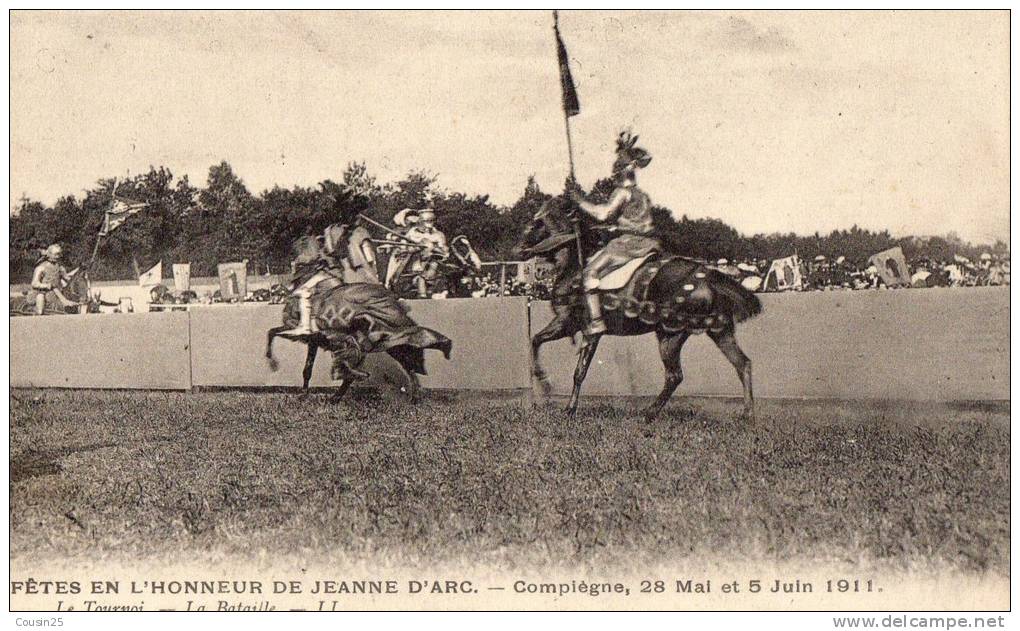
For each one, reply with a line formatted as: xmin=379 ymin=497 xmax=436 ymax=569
xmin=708 ymin=269 xmax=763 ymax=323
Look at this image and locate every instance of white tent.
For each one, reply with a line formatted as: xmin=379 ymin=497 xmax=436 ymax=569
xmin=763 ymin=255 xmax=803 ymax=291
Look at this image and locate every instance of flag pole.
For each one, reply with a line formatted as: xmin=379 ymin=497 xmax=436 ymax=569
xmin=89 ymin=233 xmax=102 ymax=265
xmin=554 ymin=10 xmax=585 ymax=268
xmin=90 ymin=178 xmax=117 ymax=266
xmin=555 ymin=11 xmax=577 ymax=182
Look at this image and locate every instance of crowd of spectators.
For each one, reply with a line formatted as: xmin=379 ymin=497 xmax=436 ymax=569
xmin=411 ymin=253 xmax=1010 ymax=300
xmin=132 ymin=252 xmax=1014 ymax=310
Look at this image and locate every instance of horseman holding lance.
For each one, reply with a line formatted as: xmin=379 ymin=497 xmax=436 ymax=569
xmin=404 ymin=208 xmax=449 ymax=297
xmin=265 ymin=189 xmax=452 ymax=393
xmin=30 ymin=244 xmax=74 ymax=315
xmin=567 ymin=131 xmax=658 ymax=335
xmin=383 ymin=197 xmax=450 ymax=297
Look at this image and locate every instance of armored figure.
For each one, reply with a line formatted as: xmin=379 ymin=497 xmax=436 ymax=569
xmin=30 ymin=244 xmax=72 ymax=315
xmin=569 ymin=131 xmax=659 ymax=334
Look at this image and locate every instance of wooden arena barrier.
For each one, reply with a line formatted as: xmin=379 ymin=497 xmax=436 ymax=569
xmin=10 ymin=311 xmax=192 ymax=390
xmin=529 ymin=287 xmax=1009 ymax=401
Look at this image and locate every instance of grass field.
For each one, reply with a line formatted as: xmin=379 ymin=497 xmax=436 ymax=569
xmin=9 ymin=389 xmax=1009 ymax=577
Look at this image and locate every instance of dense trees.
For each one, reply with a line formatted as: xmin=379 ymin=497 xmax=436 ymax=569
xmin=9 ymin=161 xmax=1008 ymax=282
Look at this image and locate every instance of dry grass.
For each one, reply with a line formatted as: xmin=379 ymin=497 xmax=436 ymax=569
xmin=9 ymin=389 xmax=1009 ymax=576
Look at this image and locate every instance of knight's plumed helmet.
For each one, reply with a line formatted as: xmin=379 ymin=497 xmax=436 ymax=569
xmin=612 ymin=130 xmax=652 ymax=179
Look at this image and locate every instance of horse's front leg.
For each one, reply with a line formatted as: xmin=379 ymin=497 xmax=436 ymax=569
xmin=265 ymin=326 xmax=288 ymax=372
xmin=531 ymin=313 xmax=575 ymax=397
xmin=566 ymin=333 xmax=602 ymax=416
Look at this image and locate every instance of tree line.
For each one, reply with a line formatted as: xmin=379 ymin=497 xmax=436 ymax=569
xmin=9 ymin=160 xmax=1009 ymax=282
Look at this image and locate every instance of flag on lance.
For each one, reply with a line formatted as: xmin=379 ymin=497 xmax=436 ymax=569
xmin=553 ymin=11 xmax=580 ymax=118
xmin=100 ymin=195 xmax=148 ymax=236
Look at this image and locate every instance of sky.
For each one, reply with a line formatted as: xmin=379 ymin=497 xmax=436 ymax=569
xmin=9 ymin=10 xmax=1010 ymax=244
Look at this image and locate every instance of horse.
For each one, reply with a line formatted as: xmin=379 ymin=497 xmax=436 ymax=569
xmin=516 ymin=197 xmax=763 ymax=422
xmin=9 ymin=266 xmax=97 ymax=316
xmin=265 ymin=236 xmax=452 ymax=399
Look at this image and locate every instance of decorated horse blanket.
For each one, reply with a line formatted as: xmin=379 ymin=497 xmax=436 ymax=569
xmin=283 ymin=282 xmax=452 ymax=375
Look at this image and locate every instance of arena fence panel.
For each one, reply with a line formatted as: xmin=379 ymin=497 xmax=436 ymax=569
xmin=10 ymin=311 xmax=192 ymax=390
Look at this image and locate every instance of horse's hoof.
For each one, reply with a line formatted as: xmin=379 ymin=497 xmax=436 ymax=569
xmin=267 ymin=358 xmax=279 ymax=372
xmin=534 ymin=376 xmax=552 ymax=397
xmin=642 ymin=408 xmax=660 ymax=423
xmin=564 ymin=405 xmax=578 ymax=417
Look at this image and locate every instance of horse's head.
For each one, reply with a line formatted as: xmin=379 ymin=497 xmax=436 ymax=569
xmin=515 ymin=197 xmax=579 ymax=260
xmin=292 ymin=235 xmax=323 ymax=269
xmin=63 ymin=267 xmax=91 ymax=303
xmin=450 ymin=236 xmax=482 ymax=272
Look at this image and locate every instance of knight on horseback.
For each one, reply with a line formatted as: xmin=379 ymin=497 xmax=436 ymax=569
xmin=279 ymin=199 xmax=379 ymax=337
xmin=406 ymin=209 xmax=450 ymax=297
xmin=384 ymin=196 xmax=450 ymax=298
xmin=568 ymin=130 xmax=657 ymax=335
xmin=30 ymin=244 xmax=73 ymax=315
xmin=265 ymin=189 xmax=453 ymax=395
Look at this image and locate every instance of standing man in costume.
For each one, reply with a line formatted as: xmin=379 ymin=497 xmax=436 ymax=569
xmin=30 ymin=244 xmax=72 ymax=315
xmin=568 ymin=131 xmax=659 ymax=334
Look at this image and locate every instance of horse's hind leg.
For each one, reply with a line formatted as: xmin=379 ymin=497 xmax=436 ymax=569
xmin=708 ymin=326 xmax=754 ymax=421
xmin=384 ymin=347 xmax=424 ymax=402
xmin=643 ymin=330 xmax=690 ymax=422
xmin=531 ymin=314 xmax=574 ymax=397
xmin=566 ymin=333 xmax=602 ymax=416
xmin=302 ymin=344 xmax=319 ymax=390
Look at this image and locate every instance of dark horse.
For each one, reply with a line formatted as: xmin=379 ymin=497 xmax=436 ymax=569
xmin=9 ymin=266 xmax=97 ymax=316
xmin=517 ymin=198 xmax=763 ymax=421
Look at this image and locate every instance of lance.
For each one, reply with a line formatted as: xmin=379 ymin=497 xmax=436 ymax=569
xmin=370 ymin=239 xmax=426 ymax=249
xmin=357 ymin=213 xmax=419 ymax=245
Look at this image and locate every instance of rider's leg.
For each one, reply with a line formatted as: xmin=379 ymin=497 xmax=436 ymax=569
xmin=582 ymin=250 xmax=614 ymax=335
xmin=279 ymin=276 xmax=321 ymax=336
xmin=385 ymin=252 xmax=409 ymax=289
xmin=416 ymin=274 xmax=428 ymax=298
xmin=34 ymin=292 xmax=46 ymax=315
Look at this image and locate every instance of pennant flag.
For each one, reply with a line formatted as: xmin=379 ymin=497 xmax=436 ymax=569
xmin=138 ymin=260 xmax=162 ymax=286
xmin=554 ymin=12 xmax=580 ymax=117
xmin=100 ymin=196 xmax=149 ymax=236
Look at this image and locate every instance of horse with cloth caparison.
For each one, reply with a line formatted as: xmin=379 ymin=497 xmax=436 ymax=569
xmin=265 ymin=197 xmax=452 ymax=399
xmin=516 ymin=132 xmax=762 ymax=422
